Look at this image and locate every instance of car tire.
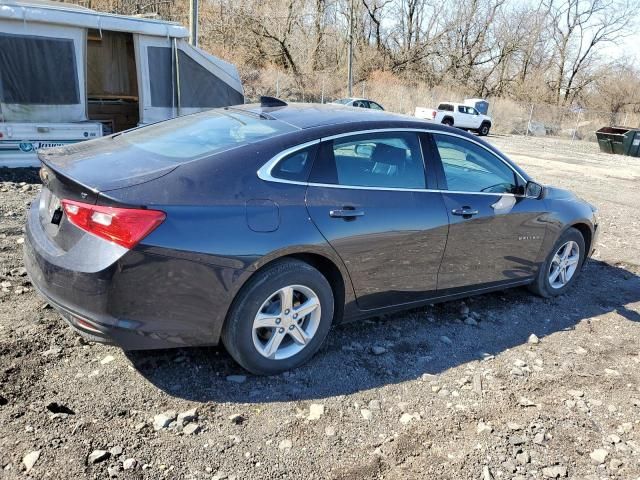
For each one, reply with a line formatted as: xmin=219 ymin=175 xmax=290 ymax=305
xmin=442 ymin=117 xmax=454 ymax=127
xmin=478 ymin=122 xmax=491 ymax=136
xmin=221 ymin=259 xmax=334 ymax=375
xmin=528 ymin=227 xmax=586 ymax=298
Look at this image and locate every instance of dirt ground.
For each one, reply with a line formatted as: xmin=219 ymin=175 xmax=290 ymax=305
xmin=0 ymin=135 xmax=639 ymax=480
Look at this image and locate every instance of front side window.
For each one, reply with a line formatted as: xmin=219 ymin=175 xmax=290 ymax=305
xmin=433 ymin=134 xmax=519 ymax=194
xmin=0 ymin=33 xmax=79 ymax=105
xmin=369 ymin=102 xmax=384 ymax=110
xmin=311 ymin=132 xmax=426 ymax=189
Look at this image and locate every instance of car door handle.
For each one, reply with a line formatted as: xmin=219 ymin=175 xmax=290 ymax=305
xmin=451 ymin=207 xmax=479 ymax=216
xmin=330 ymin=208 xmax=365 ymax=218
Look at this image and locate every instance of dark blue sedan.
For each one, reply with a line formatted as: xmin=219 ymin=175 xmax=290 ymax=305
xmin=24 ymin=99 xmax=599 ymax=374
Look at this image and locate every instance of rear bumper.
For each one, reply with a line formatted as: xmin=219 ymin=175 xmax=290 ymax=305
xmin=24 ymin=199 xmax=246 ymax=350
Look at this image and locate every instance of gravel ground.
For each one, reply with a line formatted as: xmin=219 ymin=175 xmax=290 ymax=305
xmin=0 ymin=135 xmax=639 ymax=480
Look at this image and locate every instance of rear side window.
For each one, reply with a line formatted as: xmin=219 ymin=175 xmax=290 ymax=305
xmin=271 ymin=145 xmax=317 ymax=182
xmin=433 ymin=134 xmax=519 ymax=194
xmin=438 ymin=103 xmax=454 ymax=111
xmin=310 ymin=132 xmax=426 ymax=189
xmin=0 ymin=33 xmax=79 ymax=105
xmin=112 ymin=110 xmax=297 ymax=160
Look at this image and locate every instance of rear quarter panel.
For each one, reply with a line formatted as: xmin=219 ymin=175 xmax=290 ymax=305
xmin=98 ymin=133 xmax=359 ymax=334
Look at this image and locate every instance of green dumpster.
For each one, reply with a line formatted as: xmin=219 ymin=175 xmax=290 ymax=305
xmin=595 ymin=126 xmax=640 ymax=156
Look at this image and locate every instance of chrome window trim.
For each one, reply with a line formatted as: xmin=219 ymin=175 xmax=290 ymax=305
xmin=256 ymin=128 xmax=528 ymax=195
xmin=256 ymin=139 xmax=321 ymax=186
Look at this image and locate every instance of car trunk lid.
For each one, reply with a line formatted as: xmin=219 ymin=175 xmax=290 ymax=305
xmin=38 ymin=135 xmax=178 ymax=194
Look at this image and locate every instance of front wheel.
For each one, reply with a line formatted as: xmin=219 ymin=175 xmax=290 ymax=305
xmin=222 ymin=259 xmax=334 ymax=375
xmin=478 ymin=123 xmax=491 ymax=136
xmin=528 ymin=228 xmax=585 ymax=298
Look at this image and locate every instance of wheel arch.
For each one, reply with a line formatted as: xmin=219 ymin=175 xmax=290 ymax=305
xmin=224 ymin=249 xmax=351 ymax=334
xmin=568 ymin=222 xmax=593 ymax=257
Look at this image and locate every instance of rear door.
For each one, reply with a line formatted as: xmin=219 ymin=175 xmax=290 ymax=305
xmin=429 ymin=132 xmax=548 ymax=291
xmin=305 ymin=131 xmax=449 ymax=310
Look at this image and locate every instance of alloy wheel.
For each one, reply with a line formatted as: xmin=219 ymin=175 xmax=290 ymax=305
xmin=548 ymin=240 xmax=580 ymax=289
xmin=252 ymin=285 xmax=322 ymax=360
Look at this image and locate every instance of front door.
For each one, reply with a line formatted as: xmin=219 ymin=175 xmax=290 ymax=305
xmin=457 ymin=105 xmax=482 ymax=129
xmin=430 ymin=133 xmax=548 ymax=291
xmin=305 ymin=131 xmax=449 ymax=310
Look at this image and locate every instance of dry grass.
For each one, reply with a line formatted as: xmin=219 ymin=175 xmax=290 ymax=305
xmin=241 ymin=69 xmax=639 ymax=142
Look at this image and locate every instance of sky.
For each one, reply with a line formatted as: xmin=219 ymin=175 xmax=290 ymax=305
xmin=602 ymin=32 xmax=640 ymax=62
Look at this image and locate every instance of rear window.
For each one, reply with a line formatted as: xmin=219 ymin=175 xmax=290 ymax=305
xmin=115 ymin=110 xmax=297 ymax=160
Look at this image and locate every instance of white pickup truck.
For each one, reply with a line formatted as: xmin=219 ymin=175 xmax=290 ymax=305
xmin=415 ymin=102 xmax=492 ymax=136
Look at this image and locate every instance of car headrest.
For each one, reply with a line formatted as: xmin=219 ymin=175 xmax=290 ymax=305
xmin=371 ymin=143 xmax=406 ymax=167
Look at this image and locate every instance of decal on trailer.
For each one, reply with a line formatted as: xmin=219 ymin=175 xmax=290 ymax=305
xmin=17 ymin=141 xmax=71 ymax=153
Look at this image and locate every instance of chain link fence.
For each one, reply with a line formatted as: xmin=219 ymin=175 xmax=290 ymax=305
xmin=246 ymin=70 xmax=639 ymax=143
xmin=489 ymin=100 xmax=640 ymax=142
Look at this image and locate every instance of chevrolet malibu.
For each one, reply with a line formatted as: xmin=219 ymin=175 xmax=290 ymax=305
xmin=24 ymin=99 xmax=599 ymax=375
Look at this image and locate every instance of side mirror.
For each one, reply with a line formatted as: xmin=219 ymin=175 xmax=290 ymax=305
xmin=525 ymin=180 xmax=544 ymax=199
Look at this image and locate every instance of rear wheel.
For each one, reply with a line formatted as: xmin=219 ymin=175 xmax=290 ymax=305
xmin=478 ymin=122 xmax=491 ymax=136
xmin=222 ymin=259 xmax=334 ymax=375
xmin=528 ymin=228 xmax=585 ymax=298
xmin=442 ymin=117 xmax=454 ymax=127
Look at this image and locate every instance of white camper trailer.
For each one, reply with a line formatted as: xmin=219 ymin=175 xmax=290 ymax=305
xmin=0 ymin=0 xmax=244 ymax=167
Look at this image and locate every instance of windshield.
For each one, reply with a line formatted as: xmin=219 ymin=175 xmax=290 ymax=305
xmin=115 ymin=109 xmax=297 ymax=161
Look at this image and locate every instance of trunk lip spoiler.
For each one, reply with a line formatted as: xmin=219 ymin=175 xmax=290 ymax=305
xmin=37 ymin=151 xmax=179 ymax=196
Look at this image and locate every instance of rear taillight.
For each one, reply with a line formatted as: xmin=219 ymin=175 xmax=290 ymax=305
xmin=432 ymin=111 xmax=437 ymax=119
xmin=61 ymin=199 xmax=165 ymax=249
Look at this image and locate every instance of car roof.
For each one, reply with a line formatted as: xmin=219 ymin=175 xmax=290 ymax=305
xmin=232 ymin=102 xmax=402 ymax=129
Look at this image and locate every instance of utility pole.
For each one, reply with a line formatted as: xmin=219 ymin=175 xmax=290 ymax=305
xmin=347 ymin=0 xmax=354 ymax=97
xmin=189 ymin=0 xmax=199 ymax=47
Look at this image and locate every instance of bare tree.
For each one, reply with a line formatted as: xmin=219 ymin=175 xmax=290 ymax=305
xmin=544 ymin=0 xmax=636 ymax=105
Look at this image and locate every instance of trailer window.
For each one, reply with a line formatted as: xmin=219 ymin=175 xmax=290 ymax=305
xmin=147 ymin=46 xmax=243 ymax=108
xmin=0 ymin=33 xmax=79 ymax=105
xmin=147 ymin=46 xmax=175 ymax=108
xmin=177 ymin=50 xmax=244 ymax=108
